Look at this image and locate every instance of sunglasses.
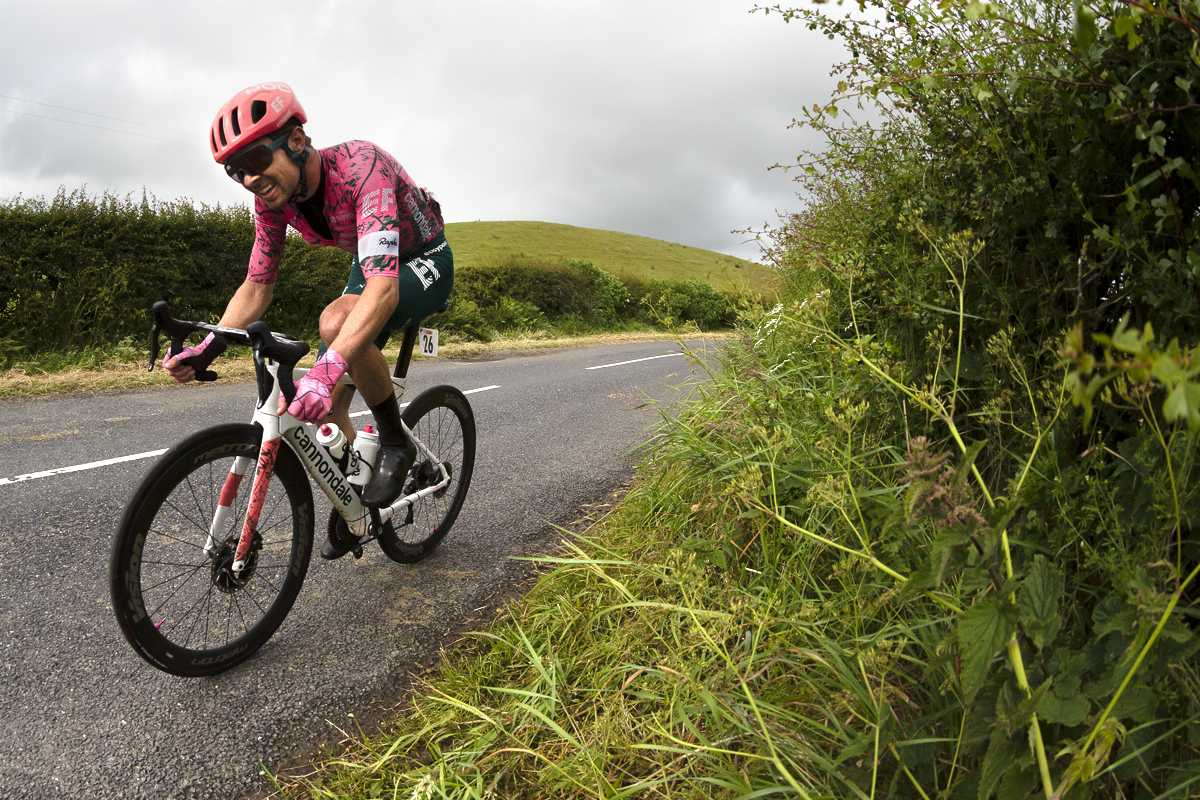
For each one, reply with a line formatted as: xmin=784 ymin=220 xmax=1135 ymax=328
xmin=224 ymin=133 xmax=290 ymax=183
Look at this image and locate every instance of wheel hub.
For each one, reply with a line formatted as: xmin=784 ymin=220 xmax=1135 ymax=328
xmin=407 ymin=460 xmax=452 ymax=498
xmin=210 ymin=533 xmax=260 ymax=594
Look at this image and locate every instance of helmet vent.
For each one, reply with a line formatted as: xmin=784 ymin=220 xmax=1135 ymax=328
xmin=230 ymin=107 xmax=241 ymax=137
xmin=218 ymin=118 xmax=227 ymax=147
xmin=251 ymin=100 xmax=267 ymax=124
xmin=210 ymin=131 xmax=218 ymax=152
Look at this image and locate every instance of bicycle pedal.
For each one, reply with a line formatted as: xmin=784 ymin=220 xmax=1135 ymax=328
xmin=352 ymin=546 xmax=364 ymax=560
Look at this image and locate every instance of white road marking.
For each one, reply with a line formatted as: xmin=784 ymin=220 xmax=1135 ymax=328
xmin=0 ymin=450 xmax=169 ymax=486
xmin=349 ymin=385 xmax=500 ymax=417
xmin=2 ymin=385 xmax=504 ymax=486
xmin=586 ymin=352 xmax=684 ymax=370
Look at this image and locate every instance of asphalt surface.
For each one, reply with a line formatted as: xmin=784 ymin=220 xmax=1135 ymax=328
xmin=0 ymin=339 xmax=717 ymax=800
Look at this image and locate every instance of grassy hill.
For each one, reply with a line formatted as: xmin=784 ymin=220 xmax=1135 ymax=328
xmin=443 ymin=220 xmax=776 ymax=296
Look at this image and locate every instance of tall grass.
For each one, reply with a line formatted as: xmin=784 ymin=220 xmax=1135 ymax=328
xmin=282 ymin=245 xmax=1197 ymax=797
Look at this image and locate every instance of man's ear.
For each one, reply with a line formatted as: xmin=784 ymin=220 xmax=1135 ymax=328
xmin=289 ymin=125 xmax=307 ymax=151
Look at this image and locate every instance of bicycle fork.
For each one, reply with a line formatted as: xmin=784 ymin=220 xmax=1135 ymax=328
xmin=202 ymin=453 xmax=256 ymax=558
xmin=199 ymin=438 xmax=279 ymax=574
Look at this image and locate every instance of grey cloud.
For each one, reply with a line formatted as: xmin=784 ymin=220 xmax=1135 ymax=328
xmin=0 ymin=0 xmax=842 ymax=260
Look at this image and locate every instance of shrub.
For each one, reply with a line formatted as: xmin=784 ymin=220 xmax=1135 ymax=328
xmin=563 ymin=258 xmax=631 ymax=324
xmin=0 ymin=191 xmax=745 ymax=361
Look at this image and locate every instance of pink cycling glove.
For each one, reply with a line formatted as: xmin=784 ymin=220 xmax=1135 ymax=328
xmin=286 ymin=350 xmax=348 ymax=422
xmin=163 ymin=332 xmax=226 ymax=382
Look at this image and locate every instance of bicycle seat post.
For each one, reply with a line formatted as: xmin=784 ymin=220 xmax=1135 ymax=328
xmin=393 ymin=301 xmax=446 ymax=381
xmin=393 ymin=324 xmax=419 ymax=381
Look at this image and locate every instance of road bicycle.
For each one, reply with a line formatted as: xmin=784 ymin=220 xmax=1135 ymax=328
xmin=109 ymin=302 xmax=475 ymax=677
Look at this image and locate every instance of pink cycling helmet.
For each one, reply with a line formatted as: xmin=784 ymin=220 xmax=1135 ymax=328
xmin=209 ymin=82 xmax=307 ymax=164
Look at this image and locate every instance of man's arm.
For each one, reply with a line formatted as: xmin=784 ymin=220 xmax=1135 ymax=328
xmin=325 ymin=275 xmax=398 ymax=364
xmin=217 ymin=279 xmax=275 ymax=329
xmin=165 ymin=279 xmax=275 ymax=382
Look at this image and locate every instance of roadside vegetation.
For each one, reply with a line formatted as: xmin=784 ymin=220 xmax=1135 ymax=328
xmin=0 ymin=329 xmax=734 ymax=400
xmin=280 ymin=0 xmax=1200 ymax=797
xmin=0 ymin=200 xmax=768 ymax=387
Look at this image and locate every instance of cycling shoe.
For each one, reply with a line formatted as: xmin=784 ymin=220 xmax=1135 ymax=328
xmin=361 ymin=439 xmax=416 ymax=508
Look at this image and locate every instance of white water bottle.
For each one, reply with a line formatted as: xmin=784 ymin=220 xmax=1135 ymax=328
xmin=316 ymin=423 xmax=350 ymax=474
xmin=349 ymin=425 xmax=378 ymax=486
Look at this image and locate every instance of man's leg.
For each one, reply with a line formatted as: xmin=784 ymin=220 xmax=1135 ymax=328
xmin=349 ymin=345 xmax=414 ymax=508
xmin=322 ymin=384 xmax=357 ymax=443
xmin=319 ymin=294 xmax=413 ymax=508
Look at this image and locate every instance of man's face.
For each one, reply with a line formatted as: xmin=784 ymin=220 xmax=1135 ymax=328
xmin=229 ymin=128 xmax=303 ymax=210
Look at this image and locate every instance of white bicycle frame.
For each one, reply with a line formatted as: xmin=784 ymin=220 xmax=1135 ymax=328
xmin=203 ymin=358 xmax=451 ymax=572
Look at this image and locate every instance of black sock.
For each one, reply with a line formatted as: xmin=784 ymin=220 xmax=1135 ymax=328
xmin=368 ymin=396 xmax=405 ymax=446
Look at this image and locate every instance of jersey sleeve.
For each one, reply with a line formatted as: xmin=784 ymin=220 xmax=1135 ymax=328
xmin=355 ymin=179 xmax=403 ymax=280
xmin=246 ymin=203 xmax=288 ymax=285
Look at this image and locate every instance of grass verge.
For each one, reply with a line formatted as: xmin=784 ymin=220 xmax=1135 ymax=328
xmin=272 ymin=329 xmax=838 ymax=798
xmin=269 ymin=284 xmax=1200 ymax=798
xmin=0 ymin=329 xmax=732 ymax=401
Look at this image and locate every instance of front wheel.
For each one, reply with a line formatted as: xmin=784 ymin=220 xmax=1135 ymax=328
xmin=379 ymin=385 xmax=476 ymax=563
xmin=109 ymin=423 xmax=315 ymax=677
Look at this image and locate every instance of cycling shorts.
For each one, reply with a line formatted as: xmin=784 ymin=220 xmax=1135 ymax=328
xmin=319 ymin=232 xmax=454 ymax=356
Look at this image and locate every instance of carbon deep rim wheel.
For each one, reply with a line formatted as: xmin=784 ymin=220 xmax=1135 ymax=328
xmin=378 ymin=385 xmax=476 ymax=564
xmin=109 ymin=423 xmax=314 ymax=677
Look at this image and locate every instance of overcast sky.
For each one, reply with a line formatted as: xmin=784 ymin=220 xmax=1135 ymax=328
xmin=0 ymin=0 xmax=843 ymax=262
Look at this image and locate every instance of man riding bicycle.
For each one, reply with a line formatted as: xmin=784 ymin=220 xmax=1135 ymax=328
xmin=164 ymin=81 xmax=454 ymax=561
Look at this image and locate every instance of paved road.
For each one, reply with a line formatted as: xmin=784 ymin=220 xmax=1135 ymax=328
xmin=0 ymin=340 xmax=717 ymax=800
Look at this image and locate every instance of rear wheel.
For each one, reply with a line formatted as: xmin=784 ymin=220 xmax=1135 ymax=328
xmin=109 ymin=424 xmax=314 ymax=677
xmin=379 ymin=385 xmax=476 ymax=563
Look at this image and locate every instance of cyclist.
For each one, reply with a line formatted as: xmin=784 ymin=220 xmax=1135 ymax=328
xmin=164 ymin=81 xmax=454 ymax=560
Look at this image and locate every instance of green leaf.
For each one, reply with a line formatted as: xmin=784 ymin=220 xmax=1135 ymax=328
xmin=1019 ymin=557 xmax=1064 ymax=650
xmin=1110 ymin=683 xmax=1159 ymax=723
xmin=1152 ymin=355 xmax=1186 ymax=382
xmin=1073 ymin=0 xmax=1097 ymax=49
xmin=997 ymin=767 xmax=1038 ymax=800
xmin=1111 ymin=316 xmax=1152 ymax=354
xmin=964 ymin=0 xmax=995 ymax=21
xmin=979 ymin=733 xmax=1018 ymax=800
xmin=1037 ymin=687 xmax=1090 ymax=726
xmin=1114 ymin=14 xmax=1143 ymax=49
xmin=958 ymin=594 xmax=1020 ymax=701
xmin=1161 ymin=382 xmax=1200 ymax=430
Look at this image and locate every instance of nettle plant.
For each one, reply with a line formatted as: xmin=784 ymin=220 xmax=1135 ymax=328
xmin=749 ymin=229 xmax=1198 ymax=798
xmin=748 ymin=0 xmax=1200 ymax=792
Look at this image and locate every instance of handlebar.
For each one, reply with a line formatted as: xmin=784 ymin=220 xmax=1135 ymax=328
xmin=149 ymin=301 xmax=311 ymax=402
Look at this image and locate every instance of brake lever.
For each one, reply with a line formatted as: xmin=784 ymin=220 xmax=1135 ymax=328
xmin=148 ymin=320 xmax=161 ymax=372
xmin=278 ymin=365 xmax=298 ymax=406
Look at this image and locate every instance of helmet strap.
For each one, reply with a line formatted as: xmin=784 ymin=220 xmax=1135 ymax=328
xmin=286 ymin=143 xmax=310 ymax=202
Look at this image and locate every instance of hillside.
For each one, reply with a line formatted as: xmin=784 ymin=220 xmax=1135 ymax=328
xmin=443 ymin=220 xmax=776 ymax=296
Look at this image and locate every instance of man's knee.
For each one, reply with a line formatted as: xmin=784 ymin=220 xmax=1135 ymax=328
xmin=320 ymin=295 xmax=356 ymax=344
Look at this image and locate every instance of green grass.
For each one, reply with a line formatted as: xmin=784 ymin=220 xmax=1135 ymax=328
xmin=276 ymin=268 xmax=1200 ymax=798
xmin=279 ymin=322 xmax=872 ymax=799
xmin=445 ymin=221 xmax=777 ymax=297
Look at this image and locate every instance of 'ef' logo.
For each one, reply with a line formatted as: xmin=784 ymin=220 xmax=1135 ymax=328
xmin=271 ymin=97 xmax=285 ymax=113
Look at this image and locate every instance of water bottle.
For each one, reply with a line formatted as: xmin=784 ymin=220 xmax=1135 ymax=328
xmin=316 ymin=423 xmax=350 ymax=474
xmin=349 ymin=425 xmax=378 ymax=487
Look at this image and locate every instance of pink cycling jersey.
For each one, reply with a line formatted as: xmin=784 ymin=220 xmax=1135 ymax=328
xmin=246 ymin=140 xmax=443 ymax=284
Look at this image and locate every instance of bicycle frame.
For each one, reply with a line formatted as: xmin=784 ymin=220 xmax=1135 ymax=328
xmin=211 ymin=357 xmax=451 ymax=573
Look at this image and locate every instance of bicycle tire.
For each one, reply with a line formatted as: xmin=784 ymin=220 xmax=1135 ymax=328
xmin=109 ymin=423 xmax=315 ymax=677
xmin=378 ymin=385 xmax=476 ymax=563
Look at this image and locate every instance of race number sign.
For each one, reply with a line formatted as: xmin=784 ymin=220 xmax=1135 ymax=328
xmin=419 ymin=327 xmax=439 ymax=358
